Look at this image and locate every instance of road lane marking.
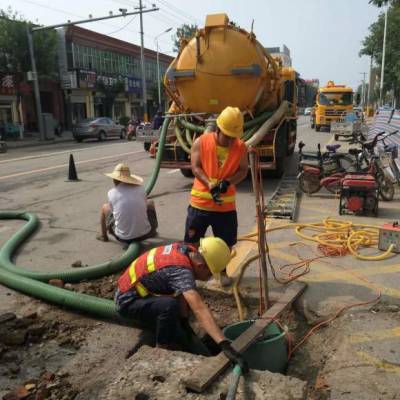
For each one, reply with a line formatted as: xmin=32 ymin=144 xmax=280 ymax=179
xmin=0 ymin=142 xmax=140 ymax=165
xmin=349 ymin=326 xmax=400 ymax=343
xmin=0 ymin=150 xmax=143 ymax=181
xmin=356 ymin=351 xmax=400 ymax=375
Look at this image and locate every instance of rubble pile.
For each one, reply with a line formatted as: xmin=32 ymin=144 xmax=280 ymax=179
xmin=0 ymin=312 xmax=90 ymax=399
xmin=100 ymin=346 xmax=308 ymax=400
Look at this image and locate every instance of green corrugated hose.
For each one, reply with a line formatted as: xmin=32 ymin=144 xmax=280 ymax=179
xmin=0 ymin=211 xmax=139 ymax=282
xmin=145 ymin=117 xmax=171 ymax=195
xmin=0 ymin=117 xmax=172 ymax=319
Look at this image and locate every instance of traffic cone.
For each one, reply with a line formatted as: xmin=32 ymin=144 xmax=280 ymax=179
xmin=67 ymin=154 xmax=79 ymax=181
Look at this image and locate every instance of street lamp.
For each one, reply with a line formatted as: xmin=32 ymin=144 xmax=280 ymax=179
xmin=154 ymin=27 xmax=172 ymax=108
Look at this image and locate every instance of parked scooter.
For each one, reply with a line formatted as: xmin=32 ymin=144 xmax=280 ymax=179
xmin=298 ymin=142 xmax=355 ymax=194
xmin=298 ymin=131 xmax=397 ymax=199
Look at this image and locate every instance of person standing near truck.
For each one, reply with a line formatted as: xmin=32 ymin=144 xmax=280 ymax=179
xmin=184 ymin=106 xmax=248 ymax=252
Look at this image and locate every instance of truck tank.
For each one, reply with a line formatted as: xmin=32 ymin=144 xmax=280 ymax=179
xmin=164 ymin=13 xmax=283 ymax=114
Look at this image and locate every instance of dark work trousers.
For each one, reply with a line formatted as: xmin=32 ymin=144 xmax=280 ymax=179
xmin=184 ymin=205 xmax=238 ymax=247
xmin=119 ymin=295 xmax=180 ymax=345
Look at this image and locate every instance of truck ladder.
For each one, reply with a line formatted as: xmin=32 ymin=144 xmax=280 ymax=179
xmin=264 ymin=175 xmax=300 ymax=221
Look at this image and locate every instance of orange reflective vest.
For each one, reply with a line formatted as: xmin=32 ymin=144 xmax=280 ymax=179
xmin=117 ymin=243 xmax=195 ymax=297
xmin=190 ymin=132 xmax=247 ymax=212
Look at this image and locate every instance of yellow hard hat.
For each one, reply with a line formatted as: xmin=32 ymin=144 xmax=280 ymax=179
xmin=199 ymin=237 xmax=231 ymax=275
xmin=216 ymin=106 xmax=244 ymax=138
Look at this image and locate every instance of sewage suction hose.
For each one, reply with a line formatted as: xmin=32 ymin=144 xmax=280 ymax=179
xmin=0 ymin=118 xmax=171 ymax=316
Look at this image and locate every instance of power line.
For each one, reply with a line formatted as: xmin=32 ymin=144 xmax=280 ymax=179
xmin=15 ymin=0 xmax=169 ymax=43
xmin=156 ymin=0 xmax=201 ymax=25
xmin=107 ymin=15 xmax=137 ymax=34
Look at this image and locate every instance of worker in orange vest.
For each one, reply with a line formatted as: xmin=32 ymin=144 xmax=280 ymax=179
xmin=184 ymin=106 xmax=248 ymax=251
xmin=115 ymin=237 xmax=248 ymax=372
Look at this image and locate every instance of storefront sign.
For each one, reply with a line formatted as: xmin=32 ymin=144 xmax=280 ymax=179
xmin=78 ymin=70 xmax=97 ymax=89
xmin=0 ymin=74 xmax=16 ymax=95
xmin=125 ymin=76 xmax=141 ymax=93
xmin=97 ymin=74 xmax=120 ymax=87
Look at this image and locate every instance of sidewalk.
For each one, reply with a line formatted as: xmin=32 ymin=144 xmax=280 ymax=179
xmin=3 ymin=130 xmax=74 ymax=149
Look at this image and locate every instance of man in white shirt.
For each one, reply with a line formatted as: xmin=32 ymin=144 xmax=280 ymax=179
xmin=98 ymin=163 xmax=157 ymax=244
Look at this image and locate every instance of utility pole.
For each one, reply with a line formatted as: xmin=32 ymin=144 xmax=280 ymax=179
xmin=360 ymin=72 xmax=367 ymax=109
xmin=28 ymin=7 xmax=158 ymax=140
xmin=27 ymin=26 xmax=45 ymax=141
xmin=367 ymin=55 xmax=373 ymax=116
xmin=380 ymin=6 xmax=388 ymax=106
xmin=155 ymin=27 xmax=172 ymax=108
xmin=137 ymin=0 xmax=149 ymax=122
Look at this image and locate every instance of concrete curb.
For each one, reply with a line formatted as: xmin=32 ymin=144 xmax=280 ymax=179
xmin=5 ymin=137 xmax=74 ymax=150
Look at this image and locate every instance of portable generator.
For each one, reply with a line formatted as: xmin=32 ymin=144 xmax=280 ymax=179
xmin=339 ymin=174 xmax=379 ymax=216
xmin=378 ymin=222 xmax=400 ymax=253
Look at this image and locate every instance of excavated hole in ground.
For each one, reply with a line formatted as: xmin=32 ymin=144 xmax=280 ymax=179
xmin=1 ymin=273 xmax=333 ymax=399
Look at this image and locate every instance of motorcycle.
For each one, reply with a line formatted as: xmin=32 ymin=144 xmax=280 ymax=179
xmin=298 ymin=131 xmax=397 ymax=200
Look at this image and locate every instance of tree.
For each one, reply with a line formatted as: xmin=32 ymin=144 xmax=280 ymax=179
xmin=370 ymin=0 xmax=400 ymax=6
xmin=360 ymin=3 xmax=400 ymax=104
xmin=0 ymin=7 xmax=58 ymax=123
xmin=96 ymin=80 xmax=125 ymax=117
xmin=172 ymin=24 xmax=198 ymax=52
xmin=0 ymin=8 xmax=58 ymax=78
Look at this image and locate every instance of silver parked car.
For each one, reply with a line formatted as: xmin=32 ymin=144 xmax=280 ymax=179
xmin=73 ymin=117 xmax=126 ymax=142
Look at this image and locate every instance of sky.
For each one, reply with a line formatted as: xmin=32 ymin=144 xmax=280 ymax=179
xmin=0 ymin=0 xmax=383 ymax=90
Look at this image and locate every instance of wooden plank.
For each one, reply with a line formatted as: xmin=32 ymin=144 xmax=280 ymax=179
xmin=184 ymin=281 xmax=306 ymax=393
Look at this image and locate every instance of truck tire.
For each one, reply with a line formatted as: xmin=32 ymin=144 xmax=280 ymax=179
xmin=144 ymin=142 xmax=151 ymax=152
xmin=315 ymin=125 xmax=321 ymax=132
xmin=180 ymin=168 xmax=194 ymax=178
xmin=311 ymin=122 xmax=315 ymax=129
xmin=271 ymin=126 xmax=287 ymax=178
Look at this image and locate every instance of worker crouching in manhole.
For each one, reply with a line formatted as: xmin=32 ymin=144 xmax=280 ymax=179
xmin=114 ymin=238 xmax=248 ymax=372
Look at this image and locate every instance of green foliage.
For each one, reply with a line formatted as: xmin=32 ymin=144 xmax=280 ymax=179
xmin=361 ymin=4 xmax=400 ymax=99
xmin=370 ymin=0 xmax=400 ymax=6
xmin=119 ymin=116 xmax=130 ymax=127
xmin=172 ymin=24 xmax=198 ymax=52
xmin=96 ymin=80 xmax=125 ymax=117
xmin=0 ymin=7 xmax=58 ymax=79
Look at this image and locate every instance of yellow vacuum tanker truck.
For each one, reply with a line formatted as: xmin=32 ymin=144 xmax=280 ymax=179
xmin=157 ymin=13 xmax=298 ymax=177
xmin=313 ymin=81 xmax=354 ymax=132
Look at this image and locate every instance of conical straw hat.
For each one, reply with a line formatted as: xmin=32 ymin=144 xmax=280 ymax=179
xmin=104 ymin=163 xmax=143 ymax=185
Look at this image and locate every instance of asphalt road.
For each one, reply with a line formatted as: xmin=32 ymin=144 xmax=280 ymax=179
xmin=1 ymin=115 xmax=400 ymax=398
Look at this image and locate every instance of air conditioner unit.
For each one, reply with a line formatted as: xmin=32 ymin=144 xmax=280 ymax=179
xmin=27 ymin=71 xmax=37 ymax=81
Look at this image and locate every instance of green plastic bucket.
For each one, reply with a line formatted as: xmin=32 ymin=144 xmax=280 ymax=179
xmin=223 ymin=320 xmax=288 ymax=373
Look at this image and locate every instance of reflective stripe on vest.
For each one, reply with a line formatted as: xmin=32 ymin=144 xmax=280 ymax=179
xmin=117 ymin=243 xmax=194 ymax=297
xmin=190 ymin=188 xmax=235 ymax=204
xmin=190 ymin=132 xmax=246 ymax=212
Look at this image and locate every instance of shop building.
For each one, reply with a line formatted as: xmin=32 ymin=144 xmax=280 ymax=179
xmin=0 ymin=73 xmax=19 ymax=124
xmin=57 ymin=26 xmax=174 ymax=127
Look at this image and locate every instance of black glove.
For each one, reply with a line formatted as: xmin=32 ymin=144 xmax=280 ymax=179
xmin=219 ymin=339 xmax=249 ymax=374
xmin=219 ymin=179 xmax=230 ymax=194
xmin=210 ymin=186 xmax=223 ymax=205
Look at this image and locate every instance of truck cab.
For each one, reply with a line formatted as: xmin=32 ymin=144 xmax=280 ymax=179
xmin=314 ymin=81 xmax=353 ymax=132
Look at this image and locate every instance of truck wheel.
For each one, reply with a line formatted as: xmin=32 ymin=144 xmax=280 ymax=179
xmin=144 ymin=142 xmax=151 ymax=151
xmin=180 ymin=168 xmax=194 ymax=178
xmin=315 ymin=125 xmax=321 ymax=132
xmin=311 ymin=123 xmax=315 ymax=129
